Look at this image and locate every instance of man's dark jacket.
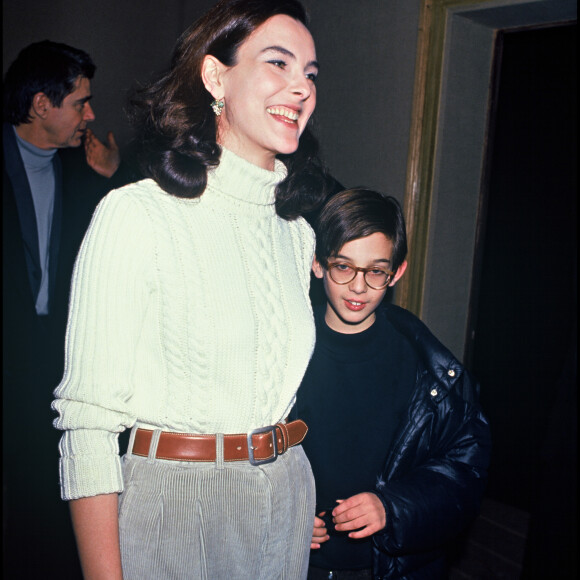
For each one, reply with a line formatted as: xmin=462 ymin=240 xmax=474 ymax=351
xmin=2 ymin=121 xmax=136 ymax=578
xmin=3 ymin=122 xmax=136 ymax=385
xmin=370 ymin=305 xmax=491 ymax=579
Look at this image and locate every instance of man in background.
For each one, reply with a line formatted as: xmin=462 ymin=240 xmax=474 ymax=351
xmin=3 ymin=40 xmax=136 ymax=578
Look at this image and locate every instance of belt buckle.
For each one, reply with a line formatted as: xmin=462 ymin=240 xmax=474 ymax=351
xmin=247 ymin=425 xmax=277 ymax=466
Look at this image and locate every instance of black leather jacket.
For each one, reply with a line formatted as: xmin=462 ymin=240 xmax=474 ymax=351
xmin=371 ymin=305 xmax=491 ymax=579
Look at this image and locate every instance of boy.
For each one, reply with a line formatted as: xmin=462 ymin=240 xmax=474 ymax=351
xmin=294 ymin=189 xmax=491 ymax=579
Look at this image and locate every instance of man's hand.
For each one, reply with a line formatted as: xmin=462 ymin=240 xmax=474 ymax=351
xmin=84 ymin=128 xmax=121 ymax=178
xmin=311 ymin=512 xmax=330 ymax=549
xmin=332 ymin=493 xmax=386 ymax=539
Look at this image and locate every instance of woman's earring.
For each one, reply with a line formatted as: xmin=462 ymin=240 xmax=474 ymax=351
xmin=211 ymin=98 xmax=225 ymax=117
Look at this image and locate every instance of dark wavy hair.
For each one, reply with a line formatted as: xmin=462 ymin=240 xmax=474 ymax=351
xmin=315 ymin=188 xmax=408 ymax=272
xmin=3 ymin=40 xmax=95 ymax=125
xmin=129 ymin=0 xmax=330 ymax=220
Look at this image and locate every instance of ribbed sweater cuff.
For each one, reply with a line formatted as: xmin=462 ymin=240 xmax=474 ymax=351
xmin=59 ymin=429 xmax=125 ymax=500
xmin=59 ymin=454 xmax=124 ymax=500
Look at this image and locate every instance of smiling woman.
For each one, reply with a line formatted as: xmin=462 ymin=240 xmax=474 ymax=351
xmin=204 ymin=14 xmax=318 ymax=169
xmin=129 ymin=0 xmax=329 ymax=219
xmin=51 ymin=1 xmax=333 ymax=579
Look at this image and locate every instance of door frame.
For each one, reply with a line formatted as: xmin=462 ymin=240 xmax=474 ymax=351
xmin=397 ymin=0 xmax=576 ymax=359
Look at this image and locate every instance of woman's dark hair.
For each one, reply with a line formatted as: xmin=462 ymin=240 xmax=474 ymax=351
xmin=3 ymin=40 xmax=95 ymax=125
xmin=315 ymin=188 xmax=408 ymax=272
xmin=129 ymin=0 xmax=330 ymax=220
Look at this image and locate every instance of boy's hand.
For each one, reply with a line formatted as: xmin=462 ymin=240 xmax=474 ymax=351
xmin=332 ymin=493 xmax=386 ymax=539
xmin=311 ymin=512 xmax=330 ymax=549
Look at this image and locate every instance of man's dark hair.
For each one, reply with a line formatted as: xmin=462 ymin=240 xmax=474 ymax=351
xmin=3 ymin=40 xmax=96 ymax=125
xmin=315 ymin=188 xmax=408 ymax=272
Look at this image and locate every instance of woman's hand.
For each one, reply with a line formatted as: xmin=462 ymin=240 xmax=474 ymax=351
xmin=311 ymin=512 xmax=330 ymax=549
xmin=331 ymin=493 xmax=386 ymax=539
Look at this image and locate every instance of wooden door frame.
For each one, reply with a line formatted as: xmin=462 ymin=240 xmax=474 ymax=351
xmin=397 ymin=0 xmax=576 ymax=359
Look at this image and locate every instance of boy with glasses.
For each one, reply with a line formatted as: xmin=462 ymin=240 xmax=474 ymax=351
xmin=293 ymin=188 xmax=491 ymax=579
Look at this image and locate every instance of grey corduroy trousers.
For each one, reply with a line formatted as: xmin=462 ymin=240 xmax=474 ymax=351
xmin=118 ymin=429 xmax=316 ymax=579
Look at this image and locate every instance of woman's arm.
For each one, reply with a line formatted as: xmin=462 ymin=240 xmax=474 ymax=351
xmin=70 ymin=494 xmax=123 ymax=580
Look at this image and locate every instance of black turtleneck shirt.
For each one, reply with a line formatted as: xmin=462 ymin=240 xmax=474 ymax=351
xmin=293 ymin=305 xmax=419 ymax=570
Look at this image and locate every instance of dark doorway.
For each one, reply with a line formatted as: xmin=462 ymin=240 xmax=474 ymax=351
xmin=466 ymin=22 xmax=576 ymax=577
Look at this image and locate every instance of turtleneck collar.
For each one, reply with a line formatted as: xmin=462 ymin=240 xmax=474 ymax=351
xmin=314 ymin=305 xmax=384 ymax=362
xmin=13 ymin=125 xmax=57 ymax=170
xmin=204 ymin=146 xmax=288 ymax=216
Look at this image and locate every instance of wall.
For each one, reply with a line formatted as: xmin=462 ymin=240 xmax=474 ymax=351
xmin=305 ymin=0 xmax=421 ymax=199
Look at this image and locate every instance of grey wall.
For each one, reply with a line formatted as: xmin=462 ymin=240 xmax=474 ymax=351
xmin=305 ymin=0 xmax=421 ymax=200
xmin=420 ymin=15 xmax=496 ymax=359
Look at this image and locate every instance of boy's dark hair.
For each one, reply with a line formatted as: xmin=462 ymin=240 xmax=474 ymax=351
xmin=129 ymin=0 xmax=330 ymax=220
xmin=315 ymin=188 xmax=408 ymax=272
xmin=3 ymin=40 xmax=96 ymax=125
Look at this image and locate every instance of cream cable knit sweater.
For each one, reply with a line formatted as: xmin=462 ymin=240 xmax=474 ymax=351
xmin=52 ymin=148 xmax=316 ymax=500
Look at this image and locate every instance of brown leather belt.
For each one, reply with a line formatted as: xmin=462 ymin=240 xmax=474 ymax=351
xmin=132 ymin=419 xmax=308 ymax=466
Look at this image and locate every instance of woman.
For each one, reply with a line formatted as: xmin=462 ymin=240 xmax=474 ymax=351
xmin=52 ymin=1 xmax=329 ymax=578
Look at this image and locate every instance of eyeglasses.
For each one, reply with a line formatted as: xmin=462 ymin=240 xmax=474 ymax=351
xmin=326 ymin=262 xmax=394 ymax=290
